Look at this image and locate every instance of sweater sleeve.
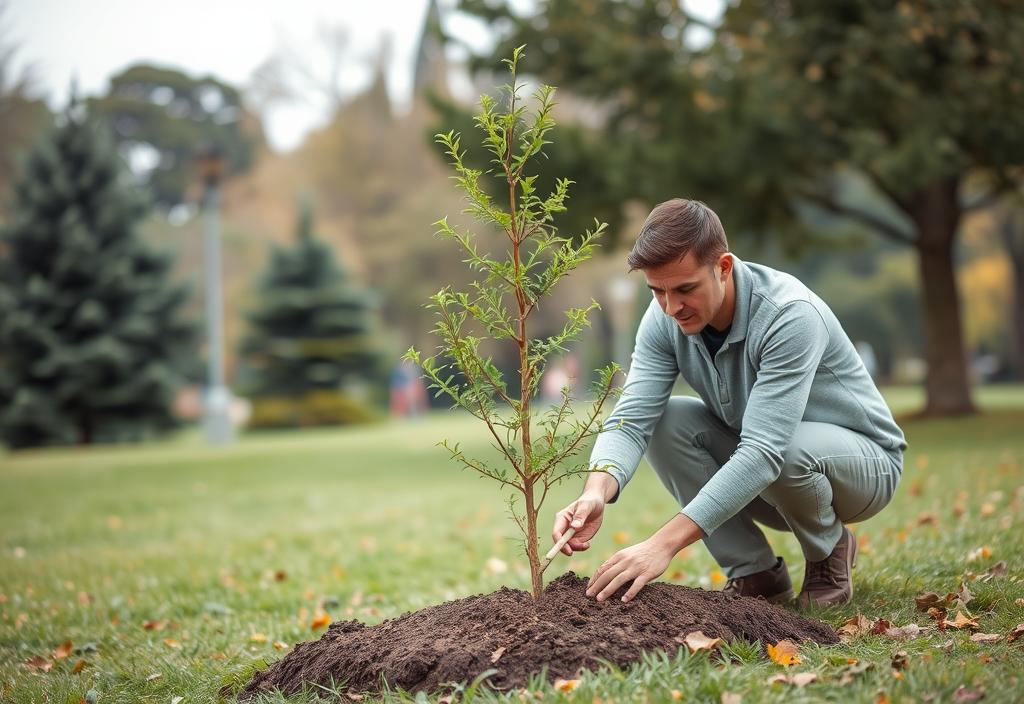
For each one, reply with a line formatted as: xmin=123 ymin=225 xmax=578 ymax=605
xmin=680 ymin=301 xmax=829 ymax=535
xmin=588 ymin=299 xmax=679 ymax=503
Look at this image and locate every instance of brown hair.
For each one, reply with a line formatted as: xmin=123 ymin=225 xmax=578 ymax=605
xmin=626 ymin=199 xmax=728 ymax=272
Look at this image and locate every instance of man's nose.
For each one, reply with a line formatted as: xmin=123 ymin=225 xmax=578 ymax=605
xmin=664 ymin=292 xmax=684 ymax=316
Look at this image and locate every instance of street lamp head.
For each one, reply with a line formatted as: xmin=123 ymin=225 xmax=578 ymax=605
xmin=194 ymin=143 xmax=227 ymax=187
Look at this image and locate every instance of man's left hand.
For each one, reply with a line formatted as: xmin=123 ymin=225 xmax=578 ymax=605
xmin=585 ymin=537 xmax=676 ymax=603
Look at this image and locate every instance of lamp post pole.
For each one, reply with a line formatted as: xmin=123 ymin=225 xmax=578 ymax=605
xmin=196 ymin=145 xmax=233 ymax=445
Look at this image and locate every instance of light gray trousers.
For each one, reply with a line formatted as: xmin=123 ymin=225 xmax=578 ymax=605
xmin=647 ymin=396 xmax=902 ymax=578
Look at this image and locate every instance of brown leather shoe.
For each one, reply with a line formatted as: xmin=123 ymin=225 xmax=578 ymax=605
xmin=721 ymin=556 xmax=795 ymax=603
xmin=796 ymin=526 xmax=858 ymax=608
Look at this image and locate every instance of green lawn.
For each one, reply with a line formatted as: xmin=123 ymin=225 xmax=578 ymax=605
xmin=2 ymin=386 xmax=1023 ymax=703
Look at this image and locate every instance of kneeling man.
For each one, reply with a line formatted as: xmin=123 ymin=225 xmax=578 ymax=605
xmin=552 ymin=198 xmax=906 ymax=608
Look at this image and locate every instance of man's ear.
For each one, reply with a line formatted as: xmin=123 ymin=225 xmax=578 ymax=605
xmin=717 ymin=252 xmax=733 ymax=281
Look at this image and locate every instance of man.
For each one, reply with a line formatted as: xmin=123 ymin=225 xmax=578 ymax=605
xmin=551 ymin=199 xmax=906 ymax=608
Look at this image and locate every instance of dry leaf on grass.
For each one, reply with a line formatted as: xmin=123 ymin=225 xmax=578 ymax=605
xmin=72 ymin=658 xmax=86 ymax=674
xmin=884 ymin=623 xmax=925 ymax=640
xmin=23 ymin=655 xmax=52 ymax=672
xmin=978 ymin=561 xmax=1007 ymax=581
xmin=249 ymin=633 xmax=268 ymax=643
xmin=1007 ymin=623 xmax=1024 ymax=643
xmin=969 ymin=633 xmax=1002 ymax=643
xmin=145 ymin=672 xmax=162 ymax=681
xmin=680 ymin=630 xmax=722 ymax=653
xmin=671 ymin=690 xmax=683 ymax=700
xmin=890 ymin=651 xmax=909 ymax=670
xmin=142 ymin=619 xmax=166 ymax=631
xmin=554 ymin=678 xmax=580 ymax=692
xmin=51 ymin=640 xmax=73 ymax=660
xmin=171 ymin=697 xmax=183 ymax=704
xmin=838 ymin=660 xmax=875 ymax=685
xmin=952 ymin=685 xmax=986 ymax=702
xmin=766 ymin=672 xmax=817 ymax=687
xmin=947 ymin=611 xmax=980 ymax=630
xmin=311 ymin=613 xmax=331 ymax=630
xmin=490 ymin=646 xmax=506 ymax=663
xmin=837 ymin=614 xmax=874 ymax=637
xmin=273 ymin=641 xmax=289 ymax=650
xmin=721 ymin=692 xmax=742 ymax=704
xmin=914 ymin=592 xmax=952 ymax=611
xmin=767 ymin=640 xmax=801 ymax=666
xmin=935 ymin=639 xmax=954 ymax=653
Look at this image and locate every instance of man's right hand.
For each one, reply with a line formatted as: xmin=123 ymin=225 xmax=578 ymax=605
xmin=552 ymin=494 xmax=606 ymax=556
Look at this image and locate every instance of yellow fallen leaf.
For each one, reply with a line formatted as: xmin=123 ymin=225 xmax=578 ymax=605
xmin=554 ymin=678 xmax=580 ymax=692
xmin=273 ymin=641 xmax=289 ymax=650
xmin=311 ymin=613 xmax=331 ymax=630
xmin=612 ymin=531 xmax=630 ymax=545
xmin=947 ymin=611 xmax=979 ymax=630
xmin=980 ymin=503 xmax=995 ymax=516
xmin=682 ymin=630 xmax=722 ymax=653
xmin=51 ymin=640 xmax=73 ymax=660
xmin=209 ymin=652 xmax=227 ymax=660
xmin=249 ymin=633 xmax=268 ymax=643
xmin=671 ymin=690 xmax=683 ymax=700
xmin=767 ymin=640 xmax=801 ymax=666
xmin=162 ymin=638 xmax=181 ymax=649
xmin=709 ymin=570 xmax=726 ymax=586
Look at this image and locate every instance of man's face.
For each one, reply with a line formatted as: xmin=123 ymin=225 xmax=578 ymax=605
xmin=643 ymin=251 xmax=732 ymax=335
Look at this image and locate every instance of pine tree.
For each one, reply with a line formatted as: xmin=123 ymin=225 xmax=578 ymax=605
xmin=0 ymin=100 xmax=197 ymax=448
xmin=237 ymin=203 xmax=386 ymax=426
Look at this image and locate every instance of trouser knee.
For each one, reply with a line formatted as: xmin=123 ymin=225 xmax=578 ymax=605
xmin=645 ymin=396 xmax=710 ymax=474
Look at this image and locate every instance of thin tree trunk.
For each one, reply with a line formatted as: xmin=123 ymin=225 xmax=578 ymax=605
xmin=906 ymin=179 xmax=977 ymax=416
xmin=999 ymin=208 xmax=1024 ymax=380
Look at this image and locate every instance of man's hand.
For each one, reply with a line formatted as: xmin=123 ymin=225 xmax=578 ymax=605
xmin=585 ymin=537 xmax=675 ymax=603
xmin=551 ymin=493 xmax=606 ymax=556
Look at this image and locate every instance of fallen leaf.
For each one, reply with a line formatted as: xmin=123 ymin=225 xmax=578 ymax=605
xmin=914 ymin=592 xmax=950 ymax=611
xmin=273 ymin=641 xmax=289 ymax=650
xmin=936 ymin=639 xmax=954 ymax=653
xmin=671 ymin=690 xmax=682 ymax=701
xmin=142 ymin=619 xmax=166 ymax=631
xmin=1007 ymin=623 xmax=1024 ymax=643
xmin=72 ymin=658 xmax=86 ymax=674
xmin=249 ymin=633 xmax=268 ymax=643
xmin=980 ymin=502 xmax=995 ymax=516
xmin=345 ymin=693 xmax=364 ymax=702
xmin=51 ymin=640 xmax=73 ymax=660
xmin=947 ymin=611 xmax=980 ymax=630
xmin=838 ymin=660 xmax=875 ymax=685
xmin=970 ymin=633 xmax=1002 ymax=643
xmin=210 ymin=652 xmax=227 ymax=660
xmin=916 ymin=512 xmax=938 ymax=527
xmin=171 ymin=697 xmax=183 ymax=704
xmin=23 ymin=655 xmax=52 ymax=672
xmin=274 ymin=569 xmax=288 ymax=582
xmin=721 ymin=693 xmax=741 ymax=704
xmin=979 ymin=561 xmax=1007 ymax=581
xmin=955 ymin=582 xmax=974 ymax=609
xmin=709 ymin=569 xmax=726 ymax=586
xmin=966 ymin=547 xmax=993 ymax=562
xmin=162 ymin=638 xmax=181 ymax=649
xmin=766 ymin=674 xmax=789 ymax=685
xmin=837 ymin=614 xmax=874 ymax=637
xmin=891 ymin=650 xmax=909 ymax=670
xmin=927 ymin=607 xmax=947 ymax=623
xmin=891 ymin=670 xmax=904 ymax=680
xmin=612 ymin=531 xmax=630 ymax=545
xmin=870 ymin=618 xmax=893 ymax=635
xmin=485 ymin=557 xmax=508 ymax=575
xmin=876 ymin=692 xmax=891 ymax=704
xmin=311 ymin=613 xmax=331 ymax=630
xmin=554 ymin=678 xmax=580 ymax=692
xmin=885 ymin=623 xmax=924 ymax=640
xmin=952 ymin=685 xmax=986 ymax=702
xmin=491 ymin=646 xmax=507 ymax=663
xmin=682 ymin=630 xmax=722 ymax=653
xmin=791 ymin=672 xmax=817 ymax=687
xmin=146 ymin=672 xmax=162 ymax=681
xmin=767 ymin=640 xmax=801 ymax=666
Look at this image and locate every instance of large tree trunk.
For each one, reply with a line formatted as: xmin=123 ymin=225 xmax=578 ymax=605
xmin=906 ymin=179 xmax=977 ymax=416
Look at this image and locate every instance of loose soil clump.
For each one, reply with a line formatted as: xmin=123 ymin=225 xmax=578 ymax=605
xmin=237 ymin=572 xmax=837 ymax=700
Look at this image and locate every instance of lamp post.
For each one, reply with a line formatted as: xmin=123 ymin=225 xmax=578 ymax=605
xmin=607 ymin=274 xmax=638 ymax=376
xmin=195 ymin=144 xmax=233 ymax=445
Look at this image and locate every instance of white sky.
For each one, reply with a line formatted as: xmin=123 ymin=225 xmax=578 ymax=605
xmin=4 ymin=0 xmax=722 ymax=153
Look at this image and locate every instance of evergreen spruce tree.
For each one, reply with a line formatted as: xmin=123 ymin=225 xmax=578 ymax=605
xmin=0 ymin=100 xmax=197 ymax=448
xmin=237 ymin=203 xmax=386 ymax=427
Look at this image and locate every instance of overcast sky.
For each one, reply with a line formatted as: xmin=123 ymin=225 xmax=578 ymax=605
xmin=5 ymin=0 xmax=722 ymax=152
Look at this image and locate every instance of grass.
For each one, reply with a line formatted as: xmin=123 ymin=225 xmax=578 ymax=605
xmin=2 ymin=385 xmax=1023 ymax=703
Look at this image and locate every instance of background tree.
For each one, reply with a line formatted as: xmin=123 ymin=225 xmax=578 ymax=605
xmin=236 ymin=202 xmax=388 ymax=427
xmin=87 ymin=64 xmax=262 ymax=208
xmin=455 ymin=0 xmax=1024 ymax=416
xmin=0 ymin=99 xmax=197 ymax=448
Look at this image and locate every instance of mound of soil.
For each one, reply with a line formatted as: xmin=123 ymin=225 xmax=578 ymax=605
xmin=237 ymin=572 xmax=837 ymax=700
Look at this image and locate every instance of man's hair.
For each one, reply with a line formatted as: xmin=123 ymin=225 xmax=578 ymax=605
xmin=626 ymin=199 xmax=729 ymax=272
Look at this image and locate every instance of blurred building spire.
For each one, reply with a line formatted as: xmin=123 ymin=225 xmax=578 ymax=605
xmin=412 ymin=0 xmax=449 ymax=99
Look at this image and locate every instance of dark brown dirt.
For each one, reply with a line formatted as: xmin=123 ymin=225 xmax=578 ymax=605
xmin=237 ymin=572 xmax=838 ymax=700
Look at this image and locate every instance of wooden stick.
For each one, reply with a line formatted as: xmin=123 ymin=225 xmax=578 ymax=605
xmin=540 ymin=526 xmax=577 ymax=571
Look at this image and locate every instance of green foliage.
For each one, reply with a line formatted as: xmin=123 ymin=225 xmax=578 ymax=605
xmin=404 ymin=46 xmax=622 ymax=596
xmin=0 ymin=100 xmax=198 ymax=448
xmin=247 ymin=390 xmax=381 ymax=429
xmin=236 ymin=202 xmax=388 ymax=419
xmin=86 ymin=63 xmax=262 ymax=208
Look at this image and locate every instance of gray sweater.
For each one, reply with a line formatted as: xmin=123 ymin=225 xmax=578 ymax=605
xmin=589 ymin=255 xmax=907 ymax=536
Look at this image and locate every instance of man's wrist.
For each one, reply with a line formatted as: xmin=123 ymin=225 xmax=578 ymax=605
xmin=582 ymin=470 xmax=619 ymax=504
xmin=650 ymin=512 xmax=704 ymax=554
